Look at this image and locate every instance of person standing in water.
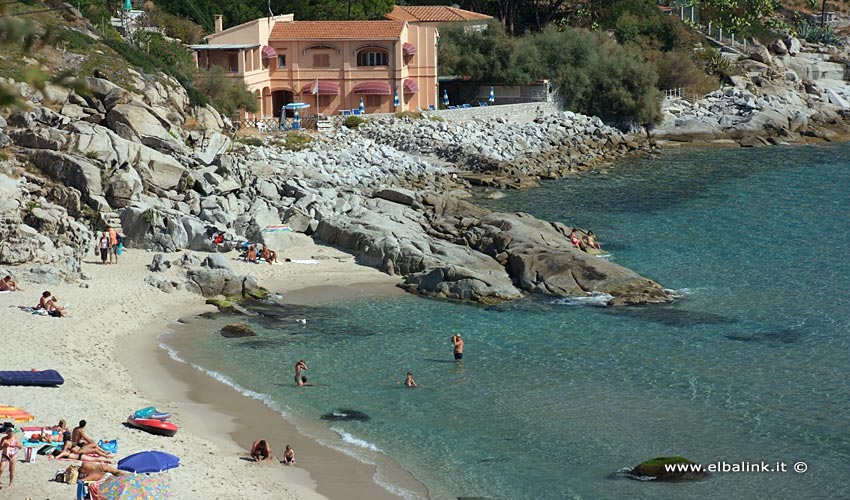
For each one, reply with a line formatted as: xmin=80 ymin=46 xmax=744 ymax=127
xmin=404 ymin=372 xmax=417 ymax=387
xmin=294 ymin=360 xmax=308 ymax=386
xmin=451 ymin=334 xmax=464 ymax=361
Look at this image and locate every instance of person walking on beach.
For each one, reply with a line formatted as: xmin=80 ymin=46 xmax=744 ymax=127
xmin=0 ymin=426 xmax=22 ymax=488
xmin=282 ymin=445 xmax=295 ymax=465
xmin=97 ymin=232 xmax=110 ymax=265
xmin=451 ymin=334 xmax=464 ymax=361
xmin=404 ymin=372 xmax=417 ymax=387
xmin=295 ymin=360 xmax=308 ymax=386
xmin=108 ymin=227 xmax=119 ymax=264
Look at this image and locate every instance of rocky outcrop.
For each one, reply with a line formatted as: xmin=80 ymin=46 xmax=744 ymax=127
xmin=220 ymin=323 xmax=256 ymax=338
xmin=627 ymin=456 xmax=708 ymax=481
xmin=654 ymin=44 xmax=850 ymax=147
xmin=316 ymin=191 xmax=669 ymax=305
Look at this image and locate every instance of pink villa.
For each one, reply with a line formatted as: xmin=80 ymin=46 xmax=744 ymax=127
xmin=190 ymin=14 xmax=439 ymax=118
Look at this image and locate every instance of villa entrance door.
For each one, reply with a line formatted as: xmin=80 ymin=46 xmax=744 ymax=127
xmin=272 ymin=90 xmax=293 ymax=117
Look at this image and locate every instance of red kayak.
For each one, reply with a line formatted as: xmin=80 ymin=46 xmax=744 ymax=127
xmin=126 ymin=416 xmax=178 ymax=437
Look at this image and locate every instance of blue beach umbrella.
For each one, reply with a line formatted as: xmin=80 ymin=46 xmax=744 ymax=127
xmin=394 ymin=90 xmax=400 ymax=108
xmin=284 ymin=102 xmax=310 ymax=110
xmin=442 ymin=89 xmax=449 ymax=107
xmin=359 ymin=97 xmax=365 ymax=114
xmin=117 ymin=450 xmax=180 ymax=473
xmin=124 ymin=0 xmax=132 ymax=11
xmin=489 ymin=86 xmax=495 ymax=104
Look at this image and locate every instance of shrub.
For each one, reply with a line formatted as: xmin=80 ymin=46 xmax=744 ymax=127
xmin=272 ymin=131 xmax=313 ymax=151
xmin=237 ymin=136 xmax=263 ymax=147
xmin=395 ymin=111 xmax=423 ymax=119
xmin=796 ymin=19 xmax=842 ymax=45
xmin=193 ymin=66 xmax=258 ymax=117
xmin=651 ymin=49 xmax=720 ymax=94
xmin=142 ymin=1 xmax=204 ymax=44
xmin=700 ymin=48 xmax=738 ymax=81
xmin=343 ymin=116 xmax=366 ymax=128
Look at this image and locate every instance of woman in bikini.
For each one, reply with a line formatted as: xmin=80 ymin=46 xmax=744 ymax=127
xmin=569 ymin=229 xmax=586 ymax=251
xmin=0 ymin=427 xmax=22 ymax=487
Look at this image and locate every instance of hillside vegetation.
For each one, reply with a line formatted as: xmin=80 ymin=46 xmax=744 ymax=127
xmin=0 ymin=0 xmax=256 ymax=117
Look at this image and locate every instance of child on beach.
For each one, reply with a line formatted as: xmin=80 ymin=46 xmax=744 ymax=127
xmin=282 ymin=445 xmax=295 ymax=465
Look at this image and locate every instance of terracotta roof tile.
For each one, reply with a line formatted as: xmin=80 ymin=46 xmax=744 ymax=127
xmin=385 ymin=5 xmax=492 ymax=22
xmin=270 ymin=21 xmax=406 ymax=40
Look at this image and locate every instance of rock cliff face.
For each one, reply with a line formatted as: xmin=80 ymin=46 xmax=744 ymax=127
xmin=1 ymin=72 xmax=670 ymax=304
xmin=653 ymin=37 xmax=850 ymax=147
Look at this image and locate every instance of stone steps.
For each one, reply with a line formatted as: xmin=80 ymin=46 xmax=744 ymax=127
xmin=100 ymin=210 xmax=124 ymax=235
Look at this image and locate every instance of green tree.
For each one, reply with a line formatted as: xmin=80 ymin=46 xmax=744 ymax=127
xmin=699 ymin=0 xmax=779 ymax=33
xmin=440 ymin=24 xmax=662 ymax=124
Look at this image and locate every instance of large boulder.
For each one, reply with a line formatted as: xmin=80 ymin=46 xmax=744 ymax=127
xmin=69 ymin=122 xmax=187 ymax=192
xmin=27 ymin=150 xmax=109 ymax=211
xmin=220 ymin=323 xmax=256 ymax=338
xmin=185 ymin=268 xmax=243 ymax=297
xmin=104 ymin=165 xmax=143 ymax=208
xmin=106 ymin=103 xmax=186 ymax=154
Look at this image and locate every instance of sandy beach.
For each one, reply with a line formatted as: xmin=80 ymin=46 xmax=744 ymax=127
xmin=0 ymin=233 xmax=421 ymax=499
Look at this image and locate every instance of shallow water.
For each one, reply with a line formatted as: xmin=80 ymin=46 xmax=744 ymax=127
xmin=164 ymin=143 xmax=850 ymax=500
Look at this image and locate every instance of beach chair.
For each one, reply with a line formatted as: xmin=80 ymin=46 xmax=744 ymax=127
xmin=341 ymin=110 xmax=351 ymax=116
xmin=429 ymin=104 xmax=436 ymax=111
xmin=352 ymin=109 xmax=361 ymax=116
xmin=448 ymin=105 xmax=457 ymax=110
xmin=478 ymin=102 xmax=488 ymax=107
xmin=462 ymin=103 xmax=472 ymax=109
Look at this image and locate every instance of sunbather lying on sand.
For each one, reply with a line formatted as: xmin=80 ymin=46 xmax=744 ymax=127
xmin=78 ymin=462 xmax=127 ymax=482
xmin=52 ymin=450 xmax=112 ymax=463
xmin=54 ymin=439 xmax=111 ymax=459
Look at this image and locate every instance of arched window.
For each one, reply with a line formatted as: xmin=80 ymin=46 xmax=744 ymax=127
xmin=357 ymin=48 xmax=389 ymax=67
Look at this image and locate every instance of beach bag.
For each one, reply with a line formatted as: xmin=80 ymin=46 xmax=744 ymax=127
xmin=65 ymin=465 xmax=79 ymax=484
xmin=25 ymin=446 xmax=35 ymax=462
xmin=98 ymin=439 xmax=118 ymax=454
xmin=53 ymin=469 xmax=65 ymax=483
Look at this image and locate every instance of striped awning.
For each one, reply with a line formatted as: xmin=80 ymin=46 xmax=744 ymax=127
xmin=261 ymin=45 xmax=278 ymax=59
xmin=402 ymin=42 xmax=417 ymax=56
xmin=403 ymin=79 xmax=419 ymax=94
xmin=352 ymin=81 xmax=392 ymax=95
xmin=299 ymin=81 xmax=340 ymax=95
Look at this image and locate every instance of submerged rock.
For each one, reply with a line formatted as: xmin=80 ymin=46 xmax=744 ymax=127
xmin=220 ymin=322 xmax=256 ymax=338
xmin=320 ymin=409 xmax=370 ymax=422
xmin=627 ymin=456 xmax=708 ymax=481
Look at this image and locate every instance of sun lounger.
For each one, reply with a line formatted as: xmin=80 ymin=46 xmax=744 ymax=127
xmin=462 ymin=103 xmax=471 ymax=109
xmin=352 ymin=109 xmax=361 ymax=115
xmin=448 ymin=105 xmax=457 ymax=109
xmin=429 ymin=104 xmax=436 ymax=111
xmin=478 ymin=102 xmax=488 ymax=107
xmin=0 ymin=369 xmax=65 ymax=386
xmin=341 ymin=110 xmax=351 ymax=116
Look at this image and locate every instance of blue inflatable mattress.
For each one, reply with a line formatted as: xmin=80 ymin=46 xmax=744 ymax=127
xmin=0 ymin=370 xmax=64 ymax=386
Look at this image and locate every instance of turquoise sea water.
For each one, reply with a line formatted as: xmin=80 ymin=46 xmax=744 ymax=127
xmin=163 ymin=144 xmax=850 ymax=500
